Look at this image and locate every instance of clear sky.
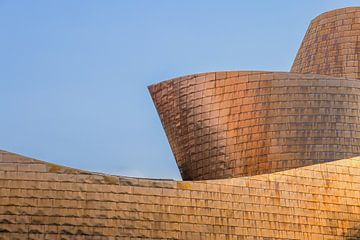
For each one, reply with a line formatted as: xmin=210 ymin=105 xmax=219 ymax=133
xmin=0 ymin=1 xmax=359 ymax=180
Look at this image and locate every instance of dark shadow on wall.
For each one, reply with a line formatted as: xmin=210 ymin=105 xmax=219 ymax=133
xmin=345 ymin=225 xmax=360 ymax=239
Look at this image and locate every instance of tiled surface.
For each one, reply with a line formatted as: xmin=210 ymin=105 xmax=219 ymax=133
xmin=149 ymin=71 xmax=360 ymax=180
xmin=1 ymin=150 xmax=360 ymax=239
xmin=291 ymin=7 xmax=360 ymax=79
xmin=2 ymin=7 xmax=360 ymax=240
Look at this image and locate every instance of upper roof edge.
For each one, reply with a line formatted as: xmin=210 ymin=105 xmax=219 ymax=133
xmin=310 ymin=6 xmax=360 ymax=23
xmin=147 ymin=70 xmax=353 ymax=91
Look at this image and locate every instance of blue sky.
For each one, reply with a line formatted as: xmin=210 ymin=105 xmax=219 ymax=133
xmin=0 ymin=1 xmax=359 ymax=179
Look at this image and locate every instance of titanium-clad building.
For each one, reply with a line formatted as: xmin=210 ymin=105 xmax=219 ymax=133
xmin=1 ymin=7 xmax=360 ymax=239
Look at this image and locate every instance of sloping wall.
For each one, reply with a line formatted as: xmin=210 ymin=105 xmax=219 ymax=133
xmin=1 ymin=150 xmax=360 ymax=239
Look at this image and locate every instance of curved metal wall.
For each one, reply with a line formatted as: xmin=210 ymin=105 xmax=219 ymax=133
xmin=149 ymin=71 xmax=360 ymax=180
xmin=291 ymin=7 xmax=360 ymax=79
xmin=2 ymin=150 xmax=360 ymax=239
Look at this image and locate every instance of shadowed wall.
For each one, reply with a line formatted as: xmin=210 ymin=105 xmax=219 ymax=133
xmin=149 ymin=71 xmax=360 ymax=180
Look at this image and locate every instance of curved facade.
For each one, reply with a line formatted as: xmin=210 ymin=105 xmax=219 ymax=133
xmin=1 ymin=6 xmax=360 ymax=240
xmin=291 ymin=7 xmax=360 ymax=79
xmin=150 ymin=71 xmax=360 ymax=180
xmin=149 ymin=7 xmax=360 ymax=181
xmin=1 ymin=150 xmax=360 ymax=239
